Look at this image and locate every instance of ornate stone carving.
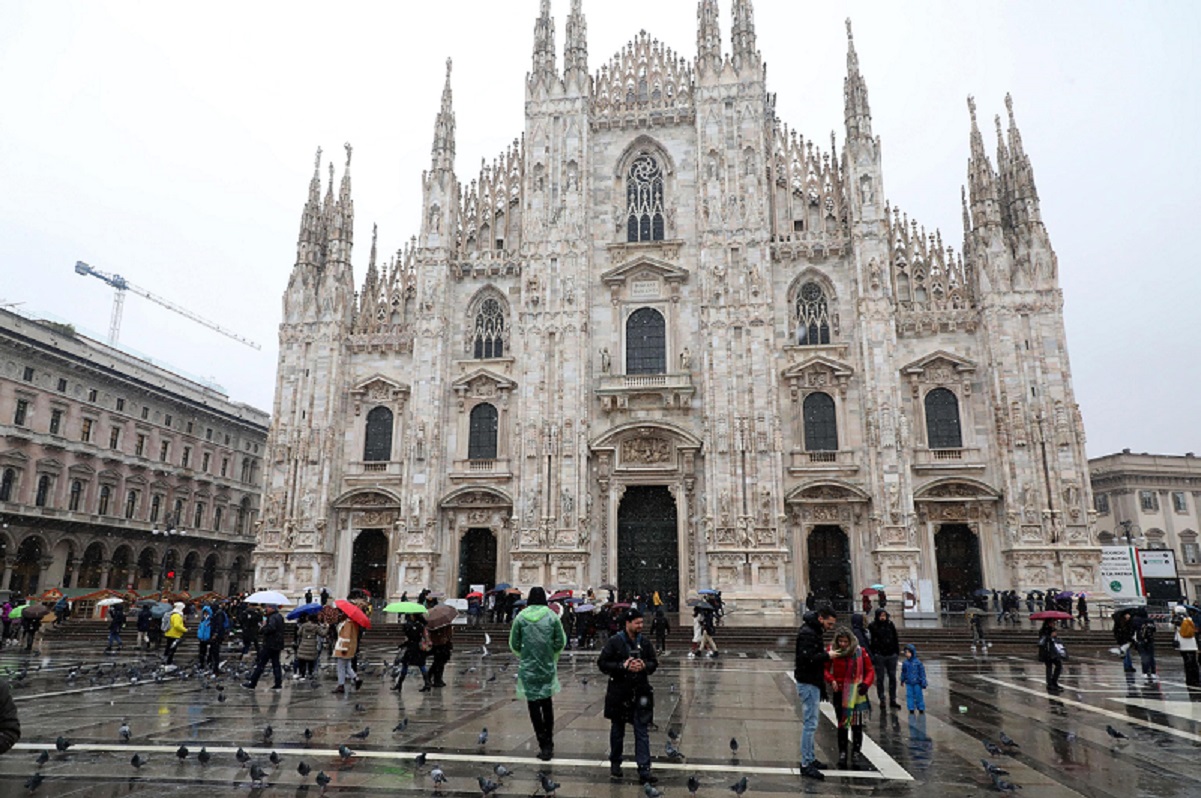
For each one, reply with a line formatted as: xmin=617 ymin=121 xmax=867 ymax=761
xmin=620 ymin=435 xmax=672 ymax=466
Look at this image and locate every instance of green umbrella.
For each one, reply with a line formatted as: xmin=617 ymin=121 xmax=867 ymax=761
xmin=8 ymin=604 xmax=27 ymax=619
xmin=383 ymin=601 xmax=428 ymax=615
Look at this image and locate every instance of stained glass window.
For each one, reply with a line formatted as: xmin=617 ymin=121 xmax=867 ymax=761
xmin=473 ymin=298 xmax=505 ymax=359
xmin=626 ymin=154 xmax=665 ymax=242
xmin=795 ymin=282 xmax=830 ymax=345
xmin=925 ymin=388 xmax=963 ymax=449
xmin=626 ymin=308 xmax=666 ymax=375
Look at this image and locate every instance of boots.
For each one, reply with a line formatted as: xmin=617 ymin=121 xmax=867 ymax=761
xmin=836 ymin=728 xmax=849 ymax=769
xmin=419 ymin=672 xmax=432 ymax=692
xmin=392 ymin=674 xmax=405 ymax=691
xmin=850 ymin=726 xmax=864 ymax=768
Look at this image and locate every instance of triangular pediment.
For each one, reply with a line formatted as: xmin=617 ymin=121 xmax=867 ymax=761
xmin=601 ymin=257 xmax=689 ymax=286
xmin=901 ymin=350 xmax=977 ymax=376
xmin=451 ymin=367 xmax=517 ymax=392
xmin=781 ymin=354 xmax=854 ymax=381
xmin=0 ymin=449 xmax=29 ymax=464
xmin=350 ymin=374 xmax=411 ymax=397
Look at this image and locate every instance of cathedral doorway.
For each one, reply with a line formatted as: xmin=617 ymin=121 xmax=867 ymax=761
xmin=935 ymin=524 xmax=983 ymax=604
xmin=350 ymin=529 xmax=389 ymax=599
xmin=807 ymin=525 xmax=852 ymax=612
xmin=457 ymin=528 xmax=498 ymax=597
xmin=617 ymin=485 xmax=679 ymax=600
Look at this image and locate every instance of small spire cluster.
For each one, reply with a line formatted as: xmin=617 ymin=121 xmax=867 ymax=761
xmin=843 ymin=19 xmax=872 ymax=141
xmin=355 ymin=231 xmax=418 ymax=336
xmin=459 ymin=138 xmax=525 ymax=257
xmin=886 ymin=205 xmax=972 ymax=312
xmin=964 ymin=93 xmax=1041 ymax=233
xmin=431 ymin=59 xmax=456 ymax=174
xmin=286 ymin=143 xmax=356 ymax=323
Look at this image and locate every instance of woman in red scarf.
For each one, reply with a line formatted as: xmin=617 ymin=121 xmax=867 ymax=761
xmin=825 ymin=626 xmax=876 ymax=769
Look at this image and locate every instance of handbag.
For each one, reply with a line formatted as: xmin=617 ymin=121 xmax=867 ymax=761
xmin=419 ymin=627 xmax=433 ymax=652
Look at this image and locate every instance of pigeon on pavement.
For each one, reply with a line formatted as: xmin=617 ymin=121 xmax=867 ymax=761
xmin=34 ymin=751 xmax=49 ymax=767
xmin=493 ymin=764 xmax=513 ymax=782
xmin=730 ymin=737 xmax=739 ymax=755
xmin=393 ymin=718 xmax=409 ymax=733
xmin=645 ymin=783 xmax=664 ymax=798
xmin=538 ymin=772 xmax=560 ymax=797
xmin=303 ymin=728 xmax=314 ymax=741
xmin=415 ymin=752 xmax=428 ymax=767
xmin=269 ymin=751 xmax=282 ymax=765
xmin=983 ymin=739 xmax=1005 ymax=756
xmin=298 ymin=761 xmax=312 ymax=777
xmin=316 ymin=770 xmax=332 ymax=788
xmin=236 ymin=747 xmax=251 ymax=764
xmin=263 ymin=725 xmax=273 ymax=742
xmin=478 ymin=775 xmax=501 ymax=796
xmin=176 ymin=745 xmax=189 ymax=760
xmin=249 ymin=762 xmax=268 ymax=784
xmin=198 ymin=748 xmax=212 ymax=765
xmin=350 ymin=727 xmax=370 ymax=740
xmin=666 ymin=740 xmax=685 ymax=760
xmin=1106 ymin=725 xmax=1128 ymax=740
xmin=999 ymin=732 xmax=1020 ymax=748
xmin=130 ymin=754 xmax=148 ymax=769
xmin=54 ymin=737 xmax=71 ymax=753
xmin=478 ymin=728 xmax=489 ymax=746
xmin=991 ymin=772 xmax=1021 ymax=792
xmin=730 ymin=775 xmax=749 ymax=795
xmin=981 ymin=759 xmax=1009 ymax=775
xmin=118 ymin=720 xmax=131 ymax=743
xmin=338 ymin=744 xmax=354 ymax=761
xmin=431 ymin=766 xmax=448 ymax=793
xmin=24 ymin=772 xmax=44 ymax=792
xmin=688 ymin=774 xmax=701 ymax=796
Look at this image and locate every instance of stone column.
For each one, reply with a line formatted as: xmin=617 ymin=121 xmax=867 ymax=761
xmin=2 ymin=558 xmax=13 ymax=591
xmin=98 ymin=560 xmax=113 ymax=590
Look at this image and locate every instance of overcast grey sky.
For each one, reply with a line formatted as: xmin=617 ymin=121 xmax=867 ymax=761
xmin=0 ymin=1 xmax=1196 ymax=457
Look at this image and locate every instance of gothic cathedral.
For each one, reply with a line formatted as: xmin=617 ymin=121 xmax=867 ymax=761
xmin=253 ymin=1 xmax=1100 ymax=611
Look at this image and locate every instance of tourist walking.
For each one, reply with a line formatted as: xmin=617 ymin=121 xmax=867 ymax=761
xmin=1076 ymin=594 xmax=1088 ymax=625
xmin=104 ymin=602 xmax=126 ymax=654
xmin=795 ymin=607 xmax=838 ymax=781
xmin=295 ymin=614 xmax=320 ymax=679
xmin=208 ymin=602 xmax=230 ymax=674
xmin=970 ymin=610 xmax=988 ymax=649
xmin=136 ymin=603 xmax=153 ymax=651
xmin=196 ymin=605 xmax=215 ymax=666
xmin=650 ymin=608 xmax=670 ymax=655
xmin=1112 ymin=610 xmax=1137 ymax=673
xmin=599 ymin=608 xmax=659 ymax=785
xmin=162 ymin=602 xmax=186 ymax=665
xmin=1134 ymin=614 xmax=1158 ymax=681
xmin=1038 ymin=620 xmax=1065 ymax=692
xmin=1174 ymin=607 xmax=1200 ymax=687
xmin=392 ymin=613 xmax=432 ymax=692
xmin=332 ymin=609 xmax=363 ymax=694
xmin=510 ymin=586 xmax=567 ymax=761
xmin=243 ymin=603 xmax=285 ymax=690
xmin=900 ymin=644 xmax=927 ymax=713
xmin=825 ymin=625 xmax=875 ymax=770
xmin=868 ymin=609 xmax=901 ymax=710
xmin=239 ymin=604 xmax=262 ymax=659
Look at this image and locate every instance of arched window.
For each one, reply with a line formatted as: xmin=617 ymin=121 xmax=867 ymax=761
xmin=473 ymin=297 xmax=505 ymax=359
xmin=626 ymin=307 xmax=666 ymax=375
xmin=213 ymin=505 xmax=223 ymax=533
xmin=238 ymin=496 xmax=251 ymax=535
xmin=363 ymin=406 xmax=394 ymax=462
xmin=0 ymin=469 xmax=14 ymax=502
xmin=150 ymin=494 xmax=162 ymax=524
xmin=241 ymin=457 xmax=251 ymax=483
xmin=795 ymin=282 xmax=831 ymax=345
xmin=69 ymin=480 xmax=83 ymax=512
xmin=468 ymin=403 xmax=498 ymax=460
xmin=626 ymin=154 xmax=665 ymax=242
xmin=98 ymin=485 xmax=112 ymax=515
xmin=35 ymin=475 xmax=51 ymax=508
xmin=803 ymin=392 xmax=838 ymax=451
xmin=925 ymin=388 xmax=963 ymax=449
xmin=193 ymin=502 xmax=205 ymax=529
xmin=124 ymin=489 xmax=139 ymax=519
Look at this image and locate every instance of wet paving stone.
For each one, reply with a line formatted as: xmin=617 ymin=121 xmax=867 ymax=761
xmin=1 ymin=638 xmax=1200 ymax=796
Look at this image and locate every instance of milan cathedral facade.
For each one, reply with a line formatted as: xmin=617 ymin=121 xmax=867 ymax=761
xmin=253 ymin=1 xmax=1100 ymax=611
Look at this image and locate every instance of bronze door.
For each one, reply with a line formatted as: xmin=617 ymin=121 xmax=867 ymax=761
xmin=617 ymin=485 xmax=679 ymax=600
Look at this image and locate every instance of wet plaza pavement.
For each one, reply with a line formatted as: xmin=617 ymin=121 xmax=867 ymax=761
xmin=1 ymin=635 xmax=1200 ymax=797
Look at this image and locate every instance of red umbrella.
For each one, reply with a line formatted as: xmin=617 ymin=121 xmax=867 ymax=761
xmin=335 ymin=598 xmax=372 ymax=630
xmin=549 ymin=590 xmax=572 ymax=602
xmin=1029 ymin=611 xmax=1073 ymax=621
xmin=466 ymin=591 xmax=484 ymax=599
xmin=860 ymin=587 xmax=880 ymax=596
xmin=611 ymin=602 xmax=632 ymax=609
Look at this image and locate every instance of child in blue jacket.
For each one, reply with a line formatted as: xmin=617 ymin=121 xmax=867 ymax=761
xmin=900 ymin=643 xmax=928 ymax=714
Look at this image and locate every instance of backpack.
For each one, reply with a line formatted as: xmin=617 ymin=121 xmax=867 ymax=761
xmin=197 ymin=617 xmax=211 ymax=642
xmin=1138 ymin=621 xmax=1156 ymax=645
xmin=1180 ymin=617 xmax=1196 ymax=639
xmin=161 ymin=613 xmax=173 ymax=632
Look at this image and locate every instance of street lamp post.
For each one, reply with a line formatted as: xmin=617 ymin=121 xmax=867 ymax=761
xmin=1118 ymin=519 xmax=1142 ymax=547
xmin=153 ymin=514 xmax=187 ymax=592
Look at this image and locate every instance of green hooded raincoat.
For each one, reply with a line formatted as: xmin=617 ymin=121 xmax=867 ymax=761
xmin=509 ymin=604 xmax=567 ymax=701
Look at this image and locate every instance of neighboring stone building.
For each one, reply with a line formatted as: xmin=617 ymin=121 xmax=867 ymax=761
xmin=1090 ymin=451 xmax=1201 ymax=600
xmin=255 ymin=1 xmax=1099 ymax=610
xmin=0 ymin=307 xmax=267 ymax=597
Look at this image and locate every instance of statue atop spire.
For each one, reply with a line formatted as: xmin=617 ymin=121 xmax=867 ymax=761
xmin=965 ymin=95 xmax=1000 ymax=229
xmin=731 ymin=0 xmax=758 ymax=71
xmin=431 ymin=58 xmax=456 ymax=173
xmin=1002 ymin=93 xmax=1041 ymax=227
xmin=529 ymin=0 xmax=557 ymax=92
xmin=843 ymin=19 xmax=872 ymax=140
xmin=696 ymin=0 xmax=721 ymax=76
xmin=564 ymin=0 xmax=589 ymax=91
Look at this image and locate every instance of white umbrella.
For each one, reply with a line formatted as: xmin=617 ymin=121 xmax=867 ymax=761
xmin=96 ymin=597 xmax=124 ymax=607
xmin=244 ymin=590 xmax=292 ymax=606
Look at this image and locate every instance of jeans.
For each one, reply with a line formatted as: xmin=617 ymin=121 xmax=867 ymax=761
xmin=874 ymin=654 xmax=898 ymax=703
xmin=1139 ymin=644 xmax=1157 ymax=676
xmin=107 ymin=629 xmax=122 ymax=649
xmin=336 ymin=657 xmax=357 ymax=686
xmin=249 ymin=648 xmax=283 ymax=688
xmin=796 ymin=682 xmax=821 ymax=767
xmin=1045 ymin=658 xmax=1062 ymax=688
xmin=527 ymin=697 xmax=555 ymax=750
xmin=905 ymin=683 xmax=926 ymax=711
xmin=609 ymin=712 xmax=651 ymax=773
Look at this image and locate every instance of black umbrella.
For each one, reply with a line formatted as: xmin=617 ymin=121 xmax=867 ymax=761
xmin=972 ymin=588 xmax=992 ymax=597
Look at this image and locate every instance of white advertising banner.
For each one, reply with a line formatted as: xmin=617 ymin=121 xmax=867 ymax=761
xmin=1101 ymin=546 xmax=1143 ymax=601
xmin=1138 ymin=549 xmax=1177 ymax=579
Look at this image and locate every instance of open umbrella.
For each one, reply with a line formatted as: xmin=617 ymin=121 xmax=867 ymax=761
xmin=549 ymin=591 xmax=573 ymax=602
xmin=1027 ymin=590 xmax=1045 ymax=597
xmin=514 ymin=599 xmax=528 ymax=608
xmin=574 ymin=603 xmax=595 ymax=613
xmin=562 ymin=597 xmax=584 ymax=604
xmin=1029 ymin=611 xmax=1073 ymax=621
xmin=465 ymin=591 xmax=484 ymax=600
xmin=972 ymin=588 xmax=993 ymax=597
xmin=611 ymin=602 xmax=632 ymax=609
xmin=22 ymin=604 xmax=50 ymax=621
xmin=149 ymin=602 xmax=172 ymax=619
xmin=689 ymin=600 xmax=715 ymax=611
xmin=860 ymin=587 xmax=881 ymax=596
xmin=871 ymin=583 xmax=887 ymax=590
xmin=427 ymin=592 xmax=445 ymax=599
xmin=493 ymin=583 xmax=512 ymax=591
xmin=505 ymin=588 xmax=522 ymax=595
xmin=1054 ymin=591 xmax=1075 ymax=600
xmin=383 ymin=601 xmax=428 ymax=615
xmin=964 ymin=606 xmax=986 ymax=617
xmin=286 ymin=602 xmax=323 ymax=620
xmin=697 ymin=589 xmax=719 ymax=595
xmin=245 ymin=590 xmax=291 ymax=606
xmin=427 ymin=604 xmax=458 ymax=629
xmin=335 ymin=598 xmax=372 ymax=629
xmin=599 ymin=583 xmax=617 ymax=591
xmin=96 ymin=597 xmax=125 ymax=608
xmin=7 ymin=604 xmax=27 ymax=619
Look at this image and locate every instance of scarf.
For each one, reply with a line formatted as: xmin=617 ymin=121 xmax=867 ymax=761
xmin=830 ymin=627 xmax=870 ymax=728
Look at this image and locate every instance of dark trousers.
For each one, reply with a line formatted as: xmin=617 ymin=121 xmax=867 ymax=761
xmin=163 ymin=637 xmax=181 ymax=664
xmin=240 ymin=635 xmax=259 ymax=656
xmin=1140 ymin=645 xmax=1157 ymax=676
xmin=197 ymin=640 xmax=209 ymax=665
xmin=296 ymin=658 xmax=315 ymax=678
xmin=430 ymin=645 xmax=452 ymax=686
xmin=873 ymin=654 xmax=898 ymax=702
xmin=655 ymin=630 xmax=667 ymax=653
xmin=249 ymin=648 xmax=283 ymax=687
xmin=527 ymin=697 xmax=555 ymax=750
xmin=836 ymin=724 xmax=865 ymax=754
xmin=1045 ymin=658 xmax=1062 ymax=689
xmin=609 ymin=713 xmax=651 ymax=774
xmin=1182 ymin=651 xmax=1200 ymax=687
xmin=209 ymin=638 xmax=224 ymax=673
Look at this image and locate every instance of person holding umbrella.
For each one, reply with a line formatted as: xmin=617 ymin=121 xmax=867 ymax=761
xmin=104 ymin=601 xmax=126 ymax=654
xmin=136 ymin=602 xmax=154 ymax=651
xmin=393 ymin=611 xmax=432 ymax=693
xmin=1037 ymin=619 xmax=1066 ymax=693
xmin=427 ymin=604 xmax=457 ymax=687
xmin=242 ymin=603 xmax=286 ymax=691
xmin=332 ymin=601 xmax=367 ymax=694
xmin=510 ymin=586 xmax=567 ymax=761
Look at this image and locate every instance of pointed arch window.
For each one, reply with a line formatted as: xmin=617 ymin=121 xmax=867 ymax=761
xmin=803 ymin=392 xmax=838 ymax=451
xmin=626 ymin=307 xmax=666 ymax=375
xmin=468 ymin=403 xmax=499 ymax=461
xmin=0 ymin=469 xmax=14 ymax=502
xmin=795 ymin=281 xmax=831 ymax=345
xmin=473 ymin=297 xmax=505 ymax=359
xmin=363 ymin=406 xmax=394 ymax=462
xmin=925 ymin=388 xmax=963 ymax=449
xmin=626 ymin=154 xmax=665 ymax=242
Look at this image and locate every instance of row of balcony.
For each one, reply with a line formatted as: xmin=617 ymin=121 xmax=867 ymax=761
xmin=787 ymin=447 xmax=986 ymax=476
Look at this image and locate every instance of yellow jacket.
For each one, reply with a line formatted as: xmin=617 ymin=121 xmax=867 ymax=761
xmin=165 ymin=612 xmax=186 ymax=639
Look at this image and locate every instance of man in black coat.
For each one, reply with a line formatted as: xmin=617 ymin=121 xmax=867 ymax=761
xmin=208 ymin=603 xmax=230 ymax=674
xmin=242 ymin=604 xmax=285 ymax=690
xmin=598 ymin=607 xmax=659 ymax=785
xmin=868 ymin=609 xmax=901 ymax=710
xmin=796 ymin=607 xmax=838 ymax=780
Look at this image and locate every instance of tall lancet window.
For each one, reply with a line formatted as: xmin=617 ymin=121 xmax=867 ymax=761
xmin=626 ymin=154 xmax=665 ymax=242
xmin=473 ymin=297 xmax=505 ymax=359
xmin=363 ymin=406 xmax=394 ymax=462
xmin=795 ymin=282 xmax=831 ymax=345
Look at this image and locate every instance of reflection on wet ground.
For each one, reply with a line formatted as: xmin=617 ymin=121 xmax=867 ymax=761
xmin=2 ymin=637 xmax=1200 ymax=796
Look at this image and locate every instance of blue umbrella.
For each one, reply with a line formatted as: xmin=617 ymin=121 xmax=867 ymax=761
xmin=286 ymin=602 xmax=323 ymax=620
xmin=494 ymin=583 xmax=512 ymax=591
xmin=697 ymin=589 xmax=718 ymax=595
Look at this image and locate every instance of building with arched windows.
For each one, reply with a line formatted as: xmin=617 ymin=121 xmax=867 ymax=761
xmin=254 ymin=1 xmax=1100 ymax=610
xmin=0 ymin=307 xmax=266 ymax=598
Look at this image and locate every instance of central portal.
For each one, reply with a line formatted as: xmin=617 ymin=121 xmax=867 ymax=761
xmin=350 ymin=529 xmax=389 ymax=599
xmin=617 ymin=485 xmax=679 ymax=600
xmin=457 ymin=527 xmax=498 ymax=597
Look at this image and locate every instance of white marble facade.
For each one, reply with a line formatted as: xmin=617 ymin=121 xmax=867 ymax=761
xmin=253 ymin=1 xmax=1100 ymax=610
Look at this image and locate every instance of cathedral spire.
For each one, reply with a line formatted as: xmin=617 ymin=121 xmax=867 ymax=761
xmin=843 ymin=19 xmax=872 ymax=140
xmin=529 ymin=0 xmax=557 ymax=92
xmin=965 ymin=96 xmax=1000 ymax=228
xmin=431 ymin=59 xmax=456 ymax=173
xmin=297 ymin=147 xmax=323 ymax=255
xmin=563 ymin=0 xmax=588 ymax=91
xmin=731 ymin=0 xmax=758 ymax=71
xmin=1004 ymin=93 xmax=1042 ymax=226
xmin=696 ymin=0 xmax=721 ymax=76
xmin=363 ymin=222 xmax=379 ymax=291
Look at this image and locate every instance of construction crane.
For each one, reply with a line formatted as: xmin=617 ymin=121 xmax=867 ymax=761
xmin=73 ymin=261 xmax=261 ymax=350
